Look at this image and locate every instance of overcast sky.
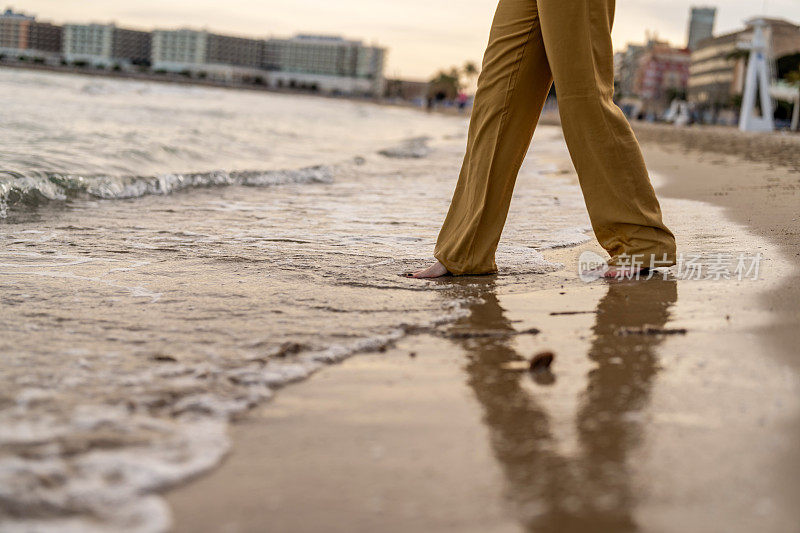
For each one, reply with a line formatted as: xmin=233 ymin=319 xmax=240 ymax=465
xmin=14 ymin=0 xmax=800 ymax=79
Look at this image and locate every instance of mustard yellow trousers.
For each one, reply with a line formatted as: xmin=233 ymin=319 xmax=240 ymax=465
xmin=434 ymin=0 xmax=677 ymax=275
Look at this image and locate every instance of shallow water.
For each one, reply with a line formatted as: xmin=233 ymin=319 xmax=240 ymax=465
xmin=0 ymin=70 xmax=594 ymax=531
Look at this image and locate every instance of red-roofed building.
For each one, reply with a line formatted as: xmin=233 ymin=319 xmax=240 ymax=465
xmin=634 ymin=43 xmax=691 ymax=115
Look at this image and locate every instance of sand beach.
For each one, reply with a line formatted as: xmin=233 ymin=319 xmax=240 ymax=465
xmin=166 ymin=127 xmax=800 ymax=532
xmin=1 ymin=69 xmax=799 ymax=532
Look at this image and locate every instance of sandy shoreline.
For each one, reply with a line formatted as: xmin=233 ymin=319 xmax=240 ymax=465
xmin=5 ymin=65 xmax=798 ymax=532
xmin=165 ymin=129 xmax=800 ymax=532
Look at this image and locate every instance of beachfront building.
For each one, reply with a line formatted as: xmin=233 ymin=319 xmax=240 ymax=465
xmin=614 ymin=43 xmax=645 ymax=98
xmin=0 ymin=7 xmax=387 ymax=97
xmin=687 ymin=7 xmax=717 ymax=51
xmin=634 ymin=43 xmax=691 ymax=116
xmin=0 ymin=8 xmax=61 ymax=63
xmin=688 ymin=18 xmax=800 ymax=112
xmin=263 ymin=35 xmax=386 ymax=96
xmin=384 ymin=78 xmax=429 ymax=102
xmin=613 ymin=35 xmax=691 ymax=118
xmin=62 ymin=23 xmax=150 ymax=68
xmin=151 ymin=29 xmax=262 ymax=82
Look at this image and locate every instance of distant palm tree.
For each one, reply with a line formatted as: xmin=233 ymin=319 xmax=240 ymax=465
xmin=448 ymin=66 xmax=461 ymax=85
xmin=429 ymin=69 xmax=461 ymax=100
xmin=463 ymin=61 xmax=479 ymax=87
xmin=429 ymin=61 xmax=481 ymax=99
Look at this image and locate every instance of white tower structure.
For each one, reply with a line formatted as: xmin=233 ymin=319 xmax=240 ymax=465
xmin=738 ymin=18 xmax=775 ymax=133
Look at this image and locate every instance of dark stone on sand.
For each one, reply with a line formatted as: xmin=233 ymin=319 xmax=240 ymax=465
xmin=529 ymin=351 xmax=554 ymax=372
xmin=615 ymin=326 xmax=688 ymax=336
xmin=529 ymin=351 xmax=556 ymax=386
xmin=500 ymin=351 xmax=555 ymax=381
xmin=444 ymin=327 xmax=540 ymax=339
xmin=151 ymin=354 xmax=177 ymax=363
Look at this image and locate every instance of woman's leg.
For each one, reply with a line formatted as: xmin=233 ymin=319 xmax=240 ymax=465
xmin=538 ymin=0 xmax=677 ymax=268
xmin=431 ymin=0 xmax=554 ymax=276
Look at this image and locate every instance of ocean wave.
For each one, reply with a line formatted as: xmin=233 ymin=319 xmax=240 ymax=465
xmin=0 ymin=301 xmax=470 ymax=533
xmin=0 ymin=166 xmax=334 ymax=218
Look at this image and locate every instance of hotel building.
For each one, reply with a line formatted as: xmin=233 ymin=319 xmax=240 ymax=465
xmin=2 ymin=7 xmax=387 ymax=97
xmin=264 ymin=35 xmax=386 ymax=96
xmin=687 ymin=7 xmax=717 ymax=51
xmin=151 ymin=29 xmax=262 ymax=81
xmin=688 ymin=18 xmax=800 ymax=108
xmin=634 ymin=42 xmax=691 ymax=115
xmin=62 ymin=23 xmax=150 ymax=68
xmin=0 ymin=8 xmax=61 ymax=63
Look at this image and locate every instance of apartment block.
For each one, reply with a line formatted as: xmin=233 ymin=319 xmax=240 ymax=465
xmin=614 ymin=43 xmax=645 ymax=97
xmin=634 ymin=43 xmax=691 ymax=114
xmin=0 ymin=8 xmax=61 ymax=62
xmin=63 ymin=23 xmax=150 ymax=68
xmin=689 ymin=18 xmax=800 ymax=107
xmin=687 ymin=7 xmax=716 ymax=51
xmin=207 ymin=33 xmax=259 ymax=68
xmin=112 ymin=27 xmax=151 ymax=66
xmin=264 ymin=35 xmax=386 ymax=96
xmin=2 ymin=7 xmax=387 ymax=97
xmin=151 ymin=29 xmax=262 ymax=81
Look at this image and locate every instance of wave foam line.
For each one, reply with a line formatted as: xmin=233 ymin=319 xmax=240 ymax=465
xmin=0 ymin=298 xmax=471 ymax=533
xmin=0 ymin=165 xmax=334 ymax=217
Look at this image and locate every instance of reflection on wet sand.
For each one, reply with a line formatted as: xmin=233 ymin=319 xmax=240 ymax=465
xmin=444 ymin=278 xmax=678 ymax=532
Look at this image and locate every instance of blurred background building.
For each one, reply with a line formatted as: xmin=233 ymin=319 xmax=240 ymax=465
xmin=0 ymin=5 xmax=797 ymax=113
xmin=263 ymin=35 xmax=385 ymax=97
xmin=0 ymin=8 xmax=61 ymax=63
xmin=687 ymin=7 xmax=717 ymax=51
xmin=635 ymin=41 xmax=691 ymax=116
xmin=151 ymin=29 xmax=261 ymax=81
xmin=615 ymin=35 xmax=690 ymax=118
xmin=614 ymin=7 xmax=800 ymax=126
xmin=0 ymin=7 xmax=387 ymax=97
xmin=615 ymin=43 xmax=645 ymax=98
xmin=688 ymin=18 xmax=800 ymax=121
xmin=62 ymin=23 xmax=150 ymax=68
xmin=383 ymin=78 xmax=429 ymax=102
xmin=150 ymin=32 xmax=384 ymax=94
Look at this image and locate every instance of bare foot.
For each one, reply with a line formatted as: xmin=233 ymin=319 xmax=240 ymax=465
xmin=406 ymin=261 xmax=449 ymax=279
xmin=603 ymin=266 xmax=649 ymax=279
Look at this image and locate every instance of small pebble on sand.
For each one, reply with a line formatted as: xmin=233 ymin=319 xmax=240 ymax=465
xmin=530 ymin=351 xmax=555 ymax=372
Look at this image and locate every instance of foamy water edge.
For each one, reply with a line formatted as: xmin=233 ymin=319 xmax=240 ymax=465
xmin=0 ymin=166 xmax=335 ymax=219
xmin=0 ymin=297 xmax=476 ymax=533
xmin=0 ymin=131 xmax=588 ymax=532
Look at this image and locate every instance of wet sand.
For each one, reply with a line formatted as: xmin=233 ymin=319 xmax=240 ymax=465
xmin=166 ymin=128 xmax=800 ymax=532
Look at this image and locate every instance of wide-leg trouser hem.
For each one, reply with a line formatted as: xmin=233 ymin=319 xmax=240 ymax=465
xmin=607 ymin=248 xmax=677 ymax=268
xmin=434 ymin=249 xmax=497 ymax=276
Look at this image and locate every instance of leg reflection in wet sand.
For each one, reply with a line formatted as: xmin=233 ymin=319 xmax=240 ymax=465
xmin=443 ymin=277 xmax=678 ymax=532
